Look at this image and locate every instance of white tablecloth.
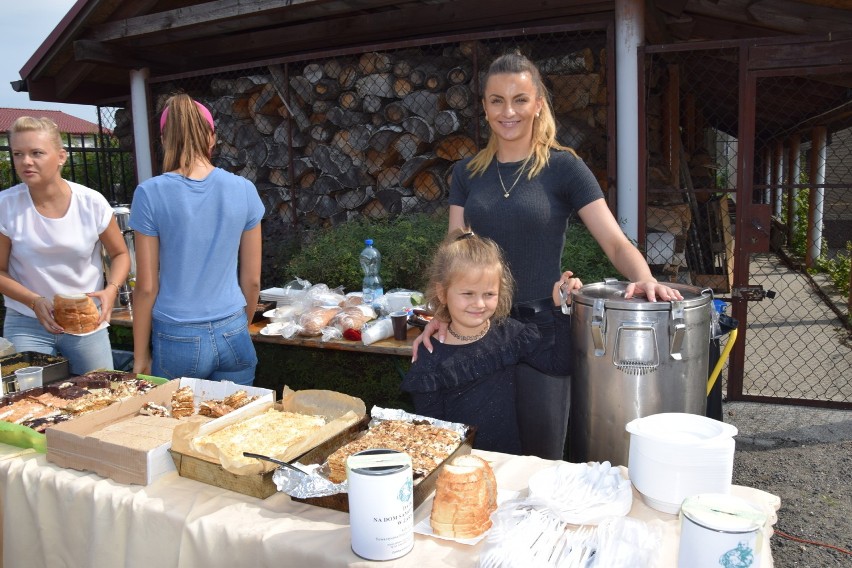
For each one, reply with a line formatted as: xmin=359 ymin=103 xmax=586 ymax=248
xmin=0 ymin=445 xmax=779 ymax=568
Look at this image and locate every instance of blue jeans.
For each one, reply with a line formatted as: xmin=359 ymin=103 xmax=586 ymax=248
xmin=151 ymin=310 xmax=257 ymax=385
xmin=3 ymin=309 xmax=114 ymax=375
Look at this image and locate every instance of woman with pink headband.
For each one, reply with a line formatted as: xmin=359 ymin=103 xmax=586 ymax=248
xmin=130 ymin=93 xmax=264 ymax=384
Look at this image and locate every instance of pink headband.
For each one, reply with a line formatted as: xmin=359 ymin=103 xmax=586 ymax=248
xmin=159 ymin=100 xmax=215 ymax=133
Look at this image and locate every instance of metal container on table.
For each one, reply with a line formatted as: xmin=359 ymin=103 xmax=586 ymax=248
xmin=568 ymin=279 xmax=713 ymax=466
xmin=102 ymin=204 xmax=136 ymax=311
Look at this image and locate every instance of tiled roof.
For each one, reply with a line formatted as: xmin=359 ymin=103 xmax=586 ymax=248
xmin=0 ymin=108 xmax=101 ymax=135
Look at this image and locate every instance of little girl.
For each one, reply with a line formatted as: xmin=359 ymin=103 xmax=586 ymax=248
xmin=401 ymin=229 xmax=579 ymax=454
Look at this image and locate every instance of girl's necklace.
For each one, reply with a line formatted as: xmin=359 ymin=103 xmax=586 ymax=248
xmin=497 ymin=162 xmax=525 ymax=198
xmin=448 ymin=320 xmax=491 ymax=342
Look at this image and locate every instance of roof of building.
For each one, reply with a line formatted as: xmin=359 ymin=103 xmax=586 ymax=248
xmin=0 ymin=108 xmax=101 ymax=134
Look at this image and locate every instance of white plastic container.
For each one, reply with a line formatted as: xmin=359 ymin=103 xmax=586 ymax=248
xmin=678 ymin=493 xmax=767 ymax=568
xmin=347 ymin=449 xmax=414 ymax=561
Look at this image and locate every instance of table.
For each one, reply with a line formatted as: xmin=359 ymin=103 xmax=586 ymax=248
xmin=0 ymin=444 xmax=779 ymax=568
xmin=109 ymin=309 xmax=416 ymax=357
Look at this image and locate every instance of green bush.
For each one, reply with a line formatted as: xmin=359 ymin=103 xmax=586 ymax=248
xmin=562 ymin=222 xmax=619 ymax=284
xmin=286 ymin=214 xmax=447 ymax=293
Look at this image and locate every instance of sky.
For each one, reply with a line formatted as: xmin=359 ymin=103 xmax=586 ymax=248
xmin=0 ymin=0 xmax=98 ymax=122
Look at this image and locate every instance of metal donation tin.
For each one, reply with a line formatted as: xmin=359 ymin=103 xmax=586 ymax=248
xmin=678 ymin=493 xmax=768 ymax=568
xmin=346 ymin=449 xmax=414 ymax=561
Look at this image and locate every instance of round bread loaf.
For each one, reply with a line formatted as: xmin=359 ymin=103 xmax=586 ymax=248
xmin=430 ymin=454 xmax=498 ymax=539
xmin=53 ymin=294 xmax=100 ymax=334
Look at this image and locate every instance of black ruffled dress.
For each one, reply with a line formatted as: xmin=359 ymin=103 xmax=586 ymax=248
xmin=402 ymin=309 xmax=572 ymax=455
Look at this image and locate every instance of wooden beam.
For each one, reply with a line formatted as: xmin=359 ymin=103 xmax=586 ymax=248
xmin=87 ymin=0 xmax=428 ymax=43
xmin=73 ymin=39 xmax=190 ymax=72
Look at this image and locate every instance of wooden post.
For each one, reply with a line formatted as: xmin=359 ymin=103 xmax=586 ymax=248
xmin=786 ymin=135 xmax=801 ymax=247
xmin=662 ymin=64 xmax=680 ymax=186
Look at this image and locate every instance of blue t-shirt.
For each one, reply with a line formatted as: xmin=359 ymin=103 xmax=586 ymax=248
xmin=129 ymin=167 xmax=264 ymax=323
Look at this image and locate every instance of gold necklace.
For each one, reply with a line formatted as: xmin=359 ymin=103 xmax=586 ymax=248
xmin=447 ymin=320 xmax=491 ymax=342
xmin=496 ymin=162 xmax=525 ymax=198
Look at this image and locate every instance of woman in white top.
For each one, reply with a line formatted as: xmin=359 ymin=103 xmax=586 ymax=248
xmin=0 ymin=117 xmax=130 ymax=375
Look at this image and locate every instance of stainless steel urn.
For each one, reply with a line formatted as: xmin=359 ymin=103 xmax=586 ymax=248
xmin=568 ymin=279 xmax=713 ymax=466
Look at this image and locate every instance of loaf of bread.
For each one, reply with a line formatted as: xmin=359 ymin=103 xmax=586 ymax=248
xmin=430 ymin=454 xmax=498 ymax=539
xmin=298 ymin=306 xmax=341 ymax=336
xmin=53 ymin=294 xmax=100 ymax=334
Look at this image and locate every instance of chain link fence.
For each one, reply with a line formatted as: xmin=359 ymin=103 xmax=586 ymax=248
xmin=643 ymin=44 xmax=852 ymax=407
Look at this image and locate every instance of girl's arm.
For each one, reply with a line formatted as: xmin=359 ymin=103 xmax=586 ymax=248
xmin=238 ymin=224 xmax=262 ymax=323
xmin=131 ymin=232 xmax=159 ymax=375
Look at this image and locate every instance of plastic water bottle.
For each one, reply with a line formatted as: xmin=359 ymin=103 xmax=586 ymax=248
xmin=360 ymin=238 xmax=384 ymax=305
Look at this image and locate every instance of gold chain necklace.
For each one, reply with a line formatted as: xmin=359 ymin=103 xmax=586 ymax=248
xmin=447 ymin=320 xmax=491 ymax=342
xmin=496 ymin=162 xmax=525 ymax=198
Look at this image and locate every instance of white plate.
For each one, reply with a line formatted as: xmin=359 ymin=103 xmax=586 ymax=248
xmin=413 ymin=489 xmax=519 ymax=545
xmin=63 ymin=321 xmax=110 ymax=337
xmin=259 ymin=323 xmax=286 ymax=336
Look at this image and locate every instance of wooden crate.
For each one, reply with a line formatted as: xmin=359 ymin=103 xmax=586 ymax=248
xmin=169 ymin=415 xmax=370 ymax=500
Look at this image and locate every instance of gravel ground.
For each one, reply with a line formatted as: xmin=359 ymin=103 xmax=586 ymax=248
xmin=726 ymin=402 xmax=852 ymax=567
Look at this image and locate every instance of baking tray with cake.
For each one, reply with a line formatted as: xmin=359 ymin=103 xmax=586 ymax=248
xmin=277 ymin=408 xmax=476 ymax=512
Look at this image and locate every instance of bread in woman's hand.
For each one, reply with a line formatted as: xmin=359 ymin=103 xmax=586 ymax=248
xmin=53 ymin=294 xmax=100 ymax=334
xmin=430 ymin=454 xmax=498 ymax=539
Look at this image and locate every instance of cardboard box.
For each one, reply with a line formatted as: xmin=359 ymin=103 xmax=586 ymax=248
xmin=45 ymin=378 xmax=274 ymax=485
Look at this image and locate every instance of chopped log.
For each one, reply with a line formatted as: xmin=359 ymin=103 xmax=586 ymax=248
xmin=356 ymin=73 xmax=395 ymax=99
xmin=268 ymin=64 xmax=312 ymax=131
xmin=434 ymin=110 xmax=461 ymax=136
xmin=311 ymin=100 xmax=334 ymax=115
xmin=237 ymin=141 xmax=267 ymax=168
xmin=289 ymin=75 xmax=315 ymax=105
xmin=278 ymin=202 xmax=297 ymax=224
xmin=423 ymin=66 xmax=449 ymax=92
xmin=376 ymin=166 xmax=402 ymax=190
xmin=253 ymin=114 xmax=282 ymax=136
xmin=268 ymin=168 xmax=289 ymax=187
xmin=331 ymin=131 xmax=366 ymax=168
xmin=299 ymin=169 xmax=318 ymax=191
xmin=323 ymin=59 xmax=345 ymax=80
xmin=338 ymin=63 xmax=359 ymax=89
xmin=312 ymin=174 xmax=344 ymax=196
xmin=309 ymin=123 xmax=335 ymax=143
xmin=361 ymin=198 xmax=387 ymax=219
xmin=210 ymin=96 xmax=250 ymax=119
xmin=211 ymin=78 xmax=237 ymax=96
xmin=233 ymin=75 xmax=270 ymax=94
xmin=393 ymin=77 xmax=413 ymax=98
xmin=447 ymin=63 xmax=472 ymax=85
xmin=338 ymin=91 xmax=361 ymax=110
xmin=236 ymin=162 xmax=266 ymax=183
xmin=377 ymin=189 xmax=404 ymax=216
xmin=288 ymin=157 xmax=315 ymax=183
xmin=414 ymin=165 xmax=449 ymax=201
xmin=234 ymin=122 xmax=265 ymax=150
xmin=312 ymin=144 xmax=351 ymax=177
xmin=398 ymin=154 xmax=438 ymax=187
xmin=365 ymin=147 xmax=401 ymax=174
xmin=548 ymin=74 xmax=602 ymax=113
xmin=445 ymin=84 xmax=472 ymax=110
xmin=369 ymin=125 xmax=403 ymax=152
xmin=297 ymin=192 xmax=319 ymax=212
xmin=359 ymin=52 xmax=394 ymax=74
xmin=336 ymin=186 xmax=374 ymax=210
xmin=333 ymin=124 xmax=373 ymax=153
xmin=537 ymin=49 xmax=595 ymax=74
xmin=401 ymin=116 xmax=434 ymax=143
xmin=264 ymin=143 xmax=290 ymax=168
xmin=215 ymin=116 xmax=248 ymax=146
xmin=249 ymin=83 xmax=280 ymax=116
xmin=393 ymin=132 xmax=429 ymax=161
xmin=370 ymin=112 xmax=387 ymax=128
xmin=326 ymin=107 xmax=368 ymax=129
xmin=383 ymin=101 xmax=409 ymax=124
xmin=272 ymin=120 xmax=309 ymax=148
xmin=303 ymin=63 xmax=324 ymax=84
xmin=459 ymin=40 xmax=490 ymax=61
xmin=362 ymin=95 xmax=385 ymax=114
xmin=435 ymin=134 xmax=478 ymax=161
xmin=313 ymin=78 xmax=341 ymax=101
xmin=403 ymin=90 xmax=444 ymax=123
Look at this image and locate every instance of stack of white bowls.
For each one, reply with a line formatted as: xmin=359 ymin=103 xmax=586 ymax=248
xmin=625 ymin=413 xmax=738 ymax=514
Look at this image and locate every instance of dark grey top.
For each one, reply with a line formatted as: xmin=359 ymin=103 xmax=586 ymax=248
xmin=449 ymin=149 xmax=604 ymax=303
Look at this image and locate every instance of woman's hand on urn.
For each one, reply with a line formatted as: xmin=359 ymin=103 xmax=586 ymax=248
xmin=553 ymin=270 xmax=582 ymax=306
xmin=624 ymin=280 xmax=683 ymax=302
